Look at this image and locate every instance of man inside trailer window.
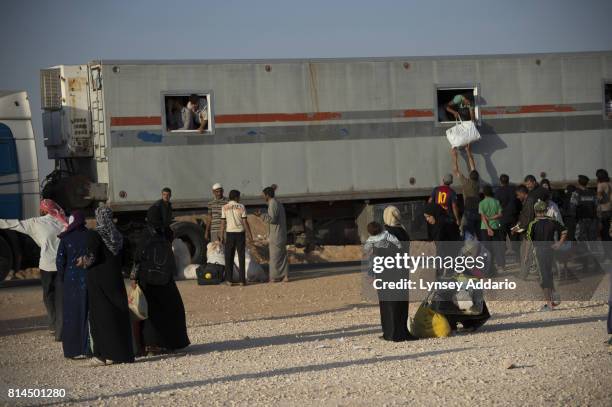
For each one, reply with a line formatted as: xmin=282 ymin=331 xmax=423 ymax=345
xmin=166 ymin=98 xmax=183 ymax=131
xmin=446 ymin=94 xmax=475 ymax=122
xmin=180 ymin=94 xmax=208 ymax=133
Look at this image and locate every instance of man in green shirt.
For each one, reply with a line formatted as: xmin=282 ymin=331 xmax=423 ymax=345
xmin=446 ymin=94 xmax=475 ymax=121
xmin=479 ymin=185 xmax=504 ymax=273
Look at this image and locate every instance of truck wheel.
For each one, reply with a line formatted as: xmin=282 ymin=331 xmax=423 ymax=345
xmin=0 ymin=236 xmax=14 ymax=282
xmin=171 ymin=222 xmax=205 ymax=265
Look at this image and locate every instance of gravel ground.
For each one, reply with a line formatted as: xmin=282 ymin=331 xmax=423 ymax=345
xmin=0 ymin=265 xmax=610 ymax=406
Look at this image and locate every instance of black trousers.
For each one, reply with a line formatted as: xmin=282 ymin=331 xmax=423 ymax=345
xmin=534 ymin=247 xmax=554 ymax=290
xmin=499 ymin=222 xmax=520 ymax=255
xmin=225 ymin=232 xmax=246 ymax=284
xmin=480 ymin=229 xmax=505 ymax=270
xmin=40 ymin=270 xmax=63 ymax=340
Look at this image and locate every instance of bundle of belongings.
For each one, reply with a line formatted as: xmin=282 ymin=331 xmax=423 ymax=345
xmin=410 ymin=240 xmax=491 ymax=337
xmin=196 ymin=242 xmax=226 ymax=285
xmin=173 ymin=239 xmax=194 ymax=280
xmin=427 ymin=273 xmax=491 ymax=332
xmin=445 ymin=117 xmax=481 ymax=148
xmin=196 ymin=241 xmax=268 ymax=285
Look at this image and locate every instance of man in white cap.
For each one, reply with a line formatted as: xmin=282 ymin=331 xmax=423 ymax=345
xmin=205 ymin=183 xmax=227 ymax=243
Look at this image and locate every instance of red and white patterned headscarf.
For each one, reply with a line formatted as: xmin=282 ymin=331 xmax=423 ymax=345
xmin=39 ymin=199 xmax=68 ymax=227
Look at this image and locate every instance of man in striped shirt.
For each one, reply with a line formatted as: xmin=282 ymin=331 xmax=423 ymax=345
xmin=205 ymin=183 xmax=227 ymax=243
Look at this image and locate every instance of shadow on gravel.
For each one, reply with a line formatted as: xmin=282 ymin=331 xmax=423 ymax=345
xmin=42 ymin=347 xmax=471 ymax=405
xmin=187 ymin=323 xmax=381 ymax=355
xmin=286 ymin=262 xmax=361 ymax=282
xmin=189 ymin=303 xmax=377 ymax=328
xmin=483 ymin=314 xmax=605 ymax=333
xmin=489 ymin=303 xmax=607 ymax=322
xmin=0 ymin=315 xmax=48 ymax=337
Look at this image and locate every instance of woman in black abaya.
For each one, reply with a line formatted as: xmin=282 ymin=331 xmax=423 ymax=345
xmin=365 ymin=219 xmax=413 ymax=342
xmin=84 ymin=206 xmax=134 ymax=365
xmin=131 ymin=205 xmax=190 ymax=355
xmin=380 ymin=206 xmax=417 ymax=341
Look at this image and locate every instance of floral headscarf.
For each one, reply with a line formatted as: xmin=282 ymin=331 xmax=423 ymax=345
xmin=95 ymin=207 xmax=123 ymax=255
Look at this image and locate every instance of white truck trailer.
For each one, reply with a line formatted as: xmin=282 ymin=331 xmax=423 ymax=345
xmin=40 ymin=51 xmax=612 ymax=262
xmin=0 ymin=91 xmax=41 ymax=279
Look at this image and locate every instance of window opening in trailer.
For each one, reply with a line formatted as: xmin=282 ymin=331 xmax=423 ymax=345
xmin=164 ymin=93 xmax=212 ymax=133
xmin=436 ymin=86 xmax=479 ymax=123
xmin=605 ymin=82 xmax=612 ymax=120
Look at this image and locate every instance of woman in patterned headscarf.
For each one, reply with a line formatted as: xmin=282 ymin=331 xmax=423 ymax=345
xmin=84 ymin=206 xmax=134 ymax=365
xmin=364 ymin=221 xmax=415 ymax=342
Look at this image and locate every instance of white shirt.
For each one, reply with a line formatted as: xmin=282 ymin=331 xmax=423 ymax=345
xmin=221 ymin=200 xmax=247 ymax=233
xmin=0 ymin=215 xmax=65 ymax=271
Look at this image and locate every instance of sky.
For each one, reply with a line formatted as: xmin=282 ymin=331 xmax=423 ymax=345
xmin=1 ymin=0 xmax=611 ymax=176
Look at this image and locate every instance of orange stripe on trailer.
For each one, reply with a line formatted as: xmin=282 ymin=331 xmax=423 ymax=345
xmin=215 ymin=112 xmax=342 ymax=124
xmin=110 ymin=116 xmax=162 ymax=126
xmin=401 ymin=109 xmax=433 ymax=118
xmin=482 ymin=104 xmax=576 ymax=115
xmin=109 ymin=104 xmax=578 ymax=126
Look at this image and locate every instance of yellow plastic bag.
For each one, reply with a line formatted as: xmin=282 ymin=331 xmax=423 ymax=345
xmin=410 ymin=301 xmax=451 ymax=338
xmin=128 ymin=285 xmax=148 ymax=321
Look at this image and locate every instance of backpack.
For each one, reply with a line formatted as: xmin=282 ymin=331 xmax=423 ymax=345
xmin=575 ymin=188 xmax=597 ymax=219
xmin=140 ymin=236 xmax=176 ymax=285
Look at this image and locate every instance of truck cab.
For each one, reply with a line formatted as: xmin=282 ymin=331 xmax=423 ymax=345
xmin=0 ymin=91 xmax=41 ymax=280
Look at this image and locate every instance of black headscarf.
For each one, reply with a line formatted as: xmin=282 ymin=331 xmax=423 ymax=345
xmin=58 ymin=210 xmax=86 ymax=238
xmin=423 ymin=202 xmax=446 ymax=241
xmin=146 ymin=204 xmax=164 ymax=234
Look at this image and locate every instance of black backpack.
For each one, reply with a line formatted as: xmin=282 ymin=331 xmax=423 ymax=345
xmin=140 ymin=236 xmax=176 ymax=286
xmin=575 ymin=188 xmax=597 ymax=219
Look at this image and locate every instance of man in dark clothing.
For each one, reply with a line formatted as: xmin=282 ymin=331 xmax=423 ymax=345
xmin=150 ymin=187 xmax=173 ymax=240
xmin=527 ymin=200 xmax=568 ymax=311
xmin=518 ymin=175 xmax=550 ymax=233
xmin=451 ymin=145 xmax=480 ymax=239
xmin=515 ymin=185 xmax=535 ymax=279
xmin=561 ymin=185 xmax=578 ymax=241
xmin=575 ymin=175 xmax=598 ymax=271
xmin=495 ymin=174 xmax=521 ymax=258
xmin=524 ymin=174 xmax=549 ymax=202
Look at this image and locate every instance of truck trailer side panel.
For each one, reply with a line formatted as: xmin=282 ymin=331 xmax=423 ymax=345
xmin=42 ymin=52 xmax=612 ymax=210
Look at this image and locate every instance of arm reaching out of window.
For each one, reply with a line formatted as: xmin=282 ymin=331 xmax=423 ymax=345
xmin=446 ymin=102 xmax=460 ymax=120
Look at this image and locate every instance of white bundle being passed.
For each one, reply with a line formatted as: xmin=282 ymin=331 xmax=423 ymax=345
xmin=446 ymin=118 xmax=481 ymax=148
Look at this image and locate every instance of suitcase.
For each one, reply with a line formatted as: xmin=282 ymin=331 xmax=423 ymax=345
xmin=197 ymin=263 xmax=224 ymax=285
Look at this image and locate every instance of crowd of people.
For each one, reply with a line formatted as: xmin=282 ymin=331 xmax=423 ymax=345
xmin=364 ymin=144 xmax=612 ymax=344
xmin=0 ymin=179 xmax=291 ymax=364
xmin=0 ymin=147 xmax=610 ymax=360
xmin=0 ymin=198 xmax=191 ymax=364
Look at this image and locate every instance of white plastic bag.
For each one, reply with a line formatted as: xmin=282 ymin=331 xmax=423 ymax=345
xmin=172 ymin=239 xmax=191 ymax=280
xmin=181 ymin=264 xmax=199 ymax=280
xmin=233 ymin=248 xmax=268 ymax=282
xmin=446 ymin=118 xmax=481 ymax=148
xmin=206 ymin=241 xmax=225 ymax=266
xmin=128 ymin=285 xmax=148 ymax=320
